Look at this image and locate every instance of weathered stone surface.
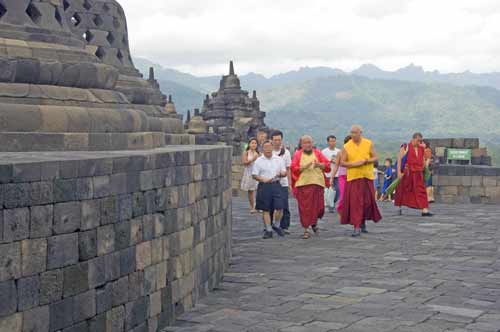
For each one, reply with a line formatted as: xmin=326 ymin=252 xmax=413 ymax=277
xmin=21 ymin=238 xmax=47 ymax=277
xmin=50 ymin=297 xmax=74 ymax=331
xmin=0 ymin=313 xmax=22 ymax=332
xmin=23 ymin=305 xmax=50 ymax=332
xmin=17 ymin=275 xmax=40 ymax=311
xmin=96 ymin=284 xmax=113 ymax=315
xmin=97 ymin=224 xmax=115 ymax=256
xmin=0 ymin=242 xmax=21 ymax=281
xmin=81 ymin=200 xmax=100 ymax=231
xmin=111 ymin=276 xmax=129 ymax=307
xmin=0 ymin=280 xmax=17 ymax=317
xmin=54 ymin=201 xmax=81 ymax=235
xmin=73 ymin=289 xmax=96 ymax=323
xmin=106 ymin=305 xmax=125 ymax=332
xmin=63 ymin=262 xmax=89 ymax=297
xmin=47 ymin=233 xmax=78 ymax=269
xmin=125 ymin=297 xmax=147 ymax=330
xmin=3 ymin=208 xmax=30 ymax=241
xmin=136 ymin=241 xmax=152 ymax=271
xmin=30 ymin=205 xmax=53 ymax=238
xmin=39 ymin=269 xmax=63 ymax=305
xmin=79 ymin=230 xmax=97 ymax=261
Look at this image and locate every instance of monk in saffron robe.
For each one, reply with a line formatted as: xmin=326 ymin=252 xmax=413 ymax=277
xmin=395 ymin=132 xmax=433 ymax=216
xmin=291 ymin=135 xmax=331 ymax=239
xmin=340 ymin=125 xmax=382 ymax=237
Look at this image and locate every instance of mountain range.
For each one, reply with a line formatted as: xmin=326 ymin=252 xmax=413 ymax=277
xmin=133 ymin=57 xmax=500 ymax=163
xmin=135 ymin=57 xmax=500 ymax=94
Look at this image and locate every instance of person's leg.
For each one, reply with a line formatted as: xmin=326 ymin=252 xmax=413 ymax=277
xmin=274 ymin=209 xmax=283 ymax=223
xmin=269 ymin=184 xmax=285 ymax=236
xmin=324 ymin=187 xmax=332 ymax=213
xmin=333 ymin=177 xmax=340 ymax=206
xmin=248 ymin=190 xmax=256 ymax=212
xmin=279 ymin=186 xmax=290 ymax=231
xmin=262 ymin=211 xmax=273 ymax=239
xmin=280 ymin=208 xmax=291 ymax=232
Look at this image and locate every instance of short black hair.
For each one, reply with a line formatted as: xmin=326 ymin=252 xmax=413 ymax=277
xmin=271 ymin=130 xmax=283 ymax=139
xmin=262 ymin=140 xmax=273 ymax=147
xmin=327 ymin=135 xmax=337 ymax=142
xmin=413 ymin=132 xmax=423 ymax=139
xmin=385 ymin=158 xmax=393 ymax=165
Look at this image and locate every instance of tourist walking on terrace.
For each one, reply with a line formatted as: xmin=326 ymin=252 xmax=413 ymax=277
xmin=331 ymin=135 xmax=351 ymax=221
xmin=394 ymin=133 xmax=433 ymax=216
xmin=252 ymin=141 xmax=287 ymax=239
xmin=322 ymin=135 xmax=341 ymax=213
xmin=340 ymin=125 xmax=382 ymax=237
xmin=271 ymin=130 xmax=292 ymax=234
xmin=424 ymin=141 xmax=435 ymax=203
xmin=380 ymin=158 xmax=394 ymax=201
xmin=240 ymin=138 xmax=260 ymax=213
xmin=291 ymin=135 xmax=331 ymax=239
xmin=256 ymin=129 xmax=268 ymax=153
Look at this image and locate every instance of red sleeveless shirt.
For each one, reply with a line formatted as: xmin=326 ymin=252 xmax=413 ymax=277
xmin=406 ymin=144 xmax=425 ymax=172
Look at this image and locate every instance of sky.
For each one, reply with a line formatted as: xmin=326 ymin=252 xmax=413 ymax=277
xmin=120 ymin=0 xmax=500 ymax=77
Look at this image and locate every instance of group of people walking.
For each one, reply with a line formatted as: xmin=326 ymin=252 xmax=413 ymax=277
xmin=240 ymin=126 xmax=433 ymax=239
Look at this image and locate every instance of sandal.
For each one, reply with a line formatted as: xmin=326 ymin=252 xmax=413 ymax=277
xmin=250 ymin=209 xmax=257 ymax=214
xmin=302 ymin=231 xmax=310 ymax=239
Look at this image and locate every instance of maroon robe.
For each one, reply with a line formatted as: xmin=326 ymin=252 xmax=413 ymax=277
xmin=341 ymin=178 xmax=382 ymax=228
xmin=395 ymin=144 xmax=429 ymax=209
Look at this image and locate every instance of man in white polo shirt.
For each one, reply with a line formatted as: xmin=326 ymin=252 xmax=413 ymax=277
xmin=322 ymin=135 xmax=341 ymax=213
xmin=271 ymin=130 xmax=292 ymax=233
xmin=252 ymin=140 xmax=287 ymax=239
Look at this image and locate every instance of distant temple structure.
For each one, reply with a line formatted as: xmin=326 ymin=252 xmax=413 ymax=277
xmin=186 ymin=61 xmax=267 ymax=155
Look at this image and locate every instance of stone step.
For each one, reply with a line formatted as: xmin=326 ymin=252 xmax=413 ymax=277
xmin=0 ymin=132 xmax=194 ymax=152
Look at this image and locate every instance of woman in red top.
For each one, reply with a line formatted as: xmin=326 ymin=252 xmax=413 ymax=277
xmin=394 ymin=132 xmax=433 ymax=216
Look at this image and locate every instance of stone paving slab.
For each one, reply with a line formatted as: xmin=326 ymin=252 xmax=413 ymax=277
xmin=165 ymin=198 xmax=500 ymax=332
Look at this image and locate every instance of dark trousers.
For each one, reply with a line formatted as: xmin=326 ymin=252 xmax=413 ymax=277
xmin=270 ymin=186 xmax=290 ymax=229
xmin=333 ymin=177 xmax=340 ymax=204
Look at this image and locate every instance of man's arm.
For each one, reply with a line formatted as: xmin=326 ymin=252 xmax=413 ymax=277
xmin=253 ymin=175 xmax=271 ymax=183
xmin=397 ymin=147 xmax=405 ymax=179
xmin=251 ymin=162 xmax=269 ymax=183
xmin=340 ymin=149 xmax=365 ymax=168
xmin=286 ymin=151 xmax=292 ymax=185
xmin=367 ymin=143 xmax=379 ymax=164
xmin=279 ymin=159 xmax=287 ymax=178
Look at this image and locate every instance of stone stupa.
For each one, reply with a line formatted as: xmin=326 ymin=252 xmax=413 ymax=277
xmin=201 ymin=61 xmax=267 ymax=155
xmin=0 ymin=0 xmax=190 ymax=151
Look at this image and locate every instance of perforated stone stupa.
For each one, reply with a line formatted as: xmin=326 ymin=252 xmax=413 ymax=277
xmin=200 ymin=61 xmax=267 ymax=155
xmin=0 ymin=0 xmax=190 ymax=151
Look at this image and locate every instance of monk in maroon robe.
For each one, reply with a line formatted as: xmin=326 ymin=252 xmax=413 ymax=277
xmin=395 ymin=132 xmax=433 ymax=216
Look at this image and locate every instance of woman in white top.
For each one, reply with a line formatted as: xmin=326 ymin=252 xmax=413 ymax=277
xmin=241 ymin=138 xmax=260 ymax=213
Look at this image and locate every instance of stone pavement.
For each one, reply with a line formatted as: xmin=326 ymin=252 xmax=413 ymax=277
xmin=165 ymin=198 xmax=500 ymax=332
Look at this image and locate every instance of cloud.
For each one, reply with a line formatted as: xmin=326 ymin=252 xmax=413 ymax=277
xmin=119 ymin=0 xmax=500 ymax=76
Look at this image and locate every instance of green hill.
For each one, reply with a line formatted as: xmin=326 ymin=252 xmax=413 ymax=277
xmin=133 ymin=58 xmax=500 ymax=164
xmin=261 ymin=76 xmax=500 ymax=159
xmin=156 ymin=79 xmax=205 ymax=116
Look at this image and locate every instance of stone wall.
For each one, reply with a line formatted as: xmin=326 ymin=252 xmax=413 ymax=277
xmin=434 ymin=164 xmax=500 ymax=204
xmin=0 ymin=145 xmax=232 ymax=332
xmin=426 ymin=138 xmax=492 ymax=166
xmin=231 ymin=156 xmax=245 ymax=197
